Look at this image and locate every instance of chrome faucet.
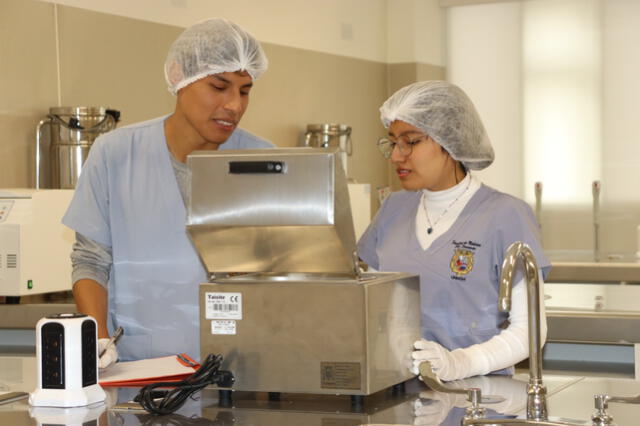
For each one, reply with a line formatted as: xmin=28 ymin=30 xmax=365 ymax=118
xmin=462 ymin=246 xmax=625 ymax=426
xmin=460 ymin=241 xmax=555 ymax=426
xmin=499 ymin=241 xmax=547 ymax=421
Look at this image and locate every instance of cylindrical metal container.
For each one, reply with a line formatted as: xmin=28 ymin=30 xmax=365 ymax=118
xmin=36 ymin=107 xmax=120 ymax=189
xmin=302 ymin=124 xmax=352 ymax=175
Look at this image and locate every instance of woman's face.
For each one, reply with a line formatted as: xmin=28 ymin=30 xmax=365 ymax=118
xmin=388 ymin=120 xmax=458 ymax=191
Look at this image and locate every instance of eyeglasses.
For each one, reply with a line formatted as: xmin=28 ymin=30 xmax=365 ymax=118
xmin=377 ymin=135 xmax=429 ymax=159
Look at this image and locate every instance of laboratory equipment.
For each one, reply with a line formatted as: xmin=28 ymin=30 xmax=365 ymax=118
xmin=189 ymin=148 xmax=420 ymax=396
xmin=29 ymin=313 xmax=106 ymax=407
xmin=592 ymin=180 xmax=601 ymax=262
xmin=0 ymin=189 xmax=75 ymax=296
xmin=36 ymin=107 xmax=120 ymax=189
xmin=534 ymin=181 xmax=542 ymax=228
xmin=301 ymin=123 xmax=352 ymax=175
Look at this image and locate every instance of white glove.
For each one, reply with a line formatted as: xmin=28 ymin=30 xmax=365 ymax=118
xmin=410 ymin=339 xmax=471 ymax=382
xmin=97 ymin=338 xmax=119 ymax=370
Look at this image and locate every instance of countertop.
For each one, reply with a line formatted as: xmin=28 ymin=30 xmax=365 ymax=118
xmin=1 ymin=356 xmax=639 ymax=425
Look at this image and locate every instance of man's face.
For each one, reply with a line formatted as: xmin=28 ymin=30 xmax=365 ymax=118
xmin=175 ymin=71 xmax=253 ymax=146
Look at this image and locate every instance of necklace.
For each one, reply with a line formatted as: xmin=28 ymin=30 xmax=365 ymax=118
xmin=422 ymin=176 xmax=472 ymax=235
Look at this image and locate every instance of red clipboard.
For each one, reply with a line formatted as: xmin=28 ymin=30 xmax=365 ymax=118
xmin=99 ymin=353 xmax=200 ymax=387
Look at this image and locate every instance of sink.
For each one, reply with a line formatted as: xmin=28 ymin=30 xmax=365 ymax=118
xmin=463 ymin=419 xmax=589 ymax=426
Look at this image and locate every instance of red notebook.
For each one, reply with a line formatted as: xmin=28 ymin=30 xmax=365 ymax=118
xmin=99 ymin=353 xmax=200 ymax=387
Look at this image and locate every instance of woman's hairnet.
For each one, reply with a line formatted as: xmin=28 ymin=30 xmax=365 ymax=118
xmin=164 ymin=18 xmax=268 ymax=95
xmin=380 ymin=81 xmax=494 ymax=170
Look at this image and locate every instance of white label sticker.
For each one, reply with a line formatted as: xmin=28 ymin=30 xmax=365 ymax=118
xmin=205 ymin=292 xmax=242 ymax=319
xmin=211 ymin=320 xmax=236 ymax=335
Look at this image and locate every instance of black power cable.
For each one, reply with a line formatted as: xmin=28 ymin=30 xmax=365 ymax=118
xmin=134 ymin=354 xmax=234 ymax=415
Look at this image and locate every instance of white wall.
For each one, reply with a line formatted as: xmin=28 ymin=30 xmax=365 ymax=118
xmin=387 ymin=0 xmax=445 ymax=65
xmin=523 ymin=0 xmax=602 ymax=205
xmin=40 ymin=0 xmax=389 ymax=62
xmin=602 ymin=0 xmax=640 ymax=205
xmin=446 ymin=0 xmax=640 ymax=254
xmin=446 ymin=2 xmax=523 ymax=197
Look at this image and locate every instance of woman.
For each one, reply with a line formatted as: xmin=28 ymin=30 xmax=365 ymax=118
xmin=357 ymin=81 xmax=550 ymax=381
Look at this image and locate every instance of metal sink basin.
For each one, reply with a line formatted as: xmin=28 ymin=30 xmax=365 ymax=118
xmin=463 ymin=417 xmax=589 ymax=426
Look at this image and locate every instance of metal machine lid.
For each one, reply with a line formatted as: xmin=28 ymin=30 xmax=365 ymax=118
xmin=306 ymin=123 xmax=351 ymax=135
xmin=49 ymin=106 xmax=107 ymax=117
xmin=186 ymin=148 xmax=358 ymax=277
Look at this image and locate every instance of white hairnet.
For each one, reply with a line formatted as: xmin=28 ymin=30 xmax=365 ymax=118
xmin=164 ymin=18 xmax=268 ymax=95
xmin=380 ymin=81 xmax=494 ymax=170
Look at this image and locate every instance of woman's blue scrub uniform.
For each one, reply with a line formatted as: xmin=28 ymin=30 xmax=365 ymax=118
xmin=357 ymin=185 xmax=550 ymax=373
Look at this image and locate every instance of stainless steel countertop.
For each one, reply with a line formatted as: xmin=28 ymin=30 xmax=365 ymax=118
xmin=2 ymin=356 xmax=639 ymax=425
xmin=545 ymin=250 xmax=640 ymax=283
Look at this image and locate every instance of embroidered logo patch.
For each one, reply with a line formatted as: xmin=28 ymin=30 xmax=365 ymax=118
xmin=450 ymin=248 xmax=474 ymax=276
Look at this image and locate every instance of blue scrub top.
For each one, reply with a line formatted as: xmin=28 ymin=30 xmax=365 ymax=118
xmin=357 ymin=185 xmax=550 ymax=362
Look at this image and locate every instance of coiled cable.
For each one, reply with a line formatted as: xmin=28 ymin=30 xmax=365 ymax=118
xmin=135 ymin=353 xmax=234 ymax=415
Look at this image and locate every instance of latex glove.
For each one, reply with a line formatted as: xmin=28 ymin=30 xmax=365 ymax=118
xmin=97 ymin=338 xmax=119 ymax=370
xmin=411 ymin=339 xmax=471 ymax=382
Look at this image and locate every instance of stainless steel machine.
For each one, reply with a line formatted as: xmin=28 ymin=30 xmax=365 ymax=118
xmin=188 ymin=148 xmax=420 ymax=395
xmin=301 ymin=123 xmax=352 ymax=176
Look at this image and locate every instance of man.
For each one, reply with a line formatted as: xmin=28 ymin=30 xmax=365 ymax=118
xmin=63 ymin=18 xmax=272 ymax=368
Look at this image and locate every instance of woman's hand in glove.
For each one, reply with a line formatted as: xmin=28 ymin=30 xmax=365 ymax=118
xmin=410 ymin=339 xmax=471 ymax=382
xmin=97 ymin=338 xmax=119 ymax=369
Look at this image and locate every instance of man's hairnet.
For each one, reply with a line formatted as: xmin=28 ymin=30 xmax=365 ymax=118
xmin=380 ymin=81 xmax=494 ymax=170
xmin=164 ymin=18 xmax=268 ymax=95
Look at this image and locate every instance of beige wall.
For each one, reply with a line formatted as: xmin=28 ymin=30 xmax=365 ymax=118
xmin=0 ymin=0 xmax=58 ymax=188
xmin=0 ymin=0 xmax=448 ymax=214
xmin=42 ymin=0 xmax=389 ymax=62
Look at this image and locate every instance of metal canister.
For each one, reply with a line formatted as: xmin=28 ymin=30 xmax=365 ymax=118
xmin=36 ymin=107 xmax=120 ymax=189
xmin=302 ymin=123 xmax=352 ymax=175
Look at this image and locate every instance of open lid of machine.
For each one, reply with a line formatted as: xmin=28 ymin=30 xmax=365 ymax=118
xmin=186 ymin=148 xmax=358 ymax=277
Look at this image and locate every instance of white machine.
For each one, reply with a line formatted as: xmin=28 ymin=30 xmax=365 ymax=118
xmin=347 ymin=182 xmax=370 ymax=240
xmin=0 ymin=189 xmax=75 ymax=296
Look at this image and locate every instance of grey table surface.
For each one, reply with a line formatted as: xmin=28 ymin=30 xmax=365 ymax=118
xmin=1 ymin=356 xmax=639 ymax=425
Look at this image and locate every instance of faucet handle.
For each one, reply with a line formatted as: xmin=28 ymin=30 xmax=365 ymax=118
xmin=606 ymin=394 xmax=640 ymax=405
xmin=418 ymin=361 xmax=505 ymax=403
xmin=419 ymin=362 xmax=487 ymax=421
xmin=592 ymin=395 xmax=614 ymax=426
xmin=418 ymin=361 xmax=467 ymax=395
xmin=592 ymin=393 xmax=640 ymax=426
xmin=595 ymin=393 xmax=640 ymax=409
xmin=464 ymin=388 xmax=486 ymax=420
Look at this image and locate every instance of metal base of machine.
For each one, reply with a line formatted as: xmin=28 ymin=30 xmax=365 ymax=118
xmin=200 ymin=272 xmax=420 ymax=396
